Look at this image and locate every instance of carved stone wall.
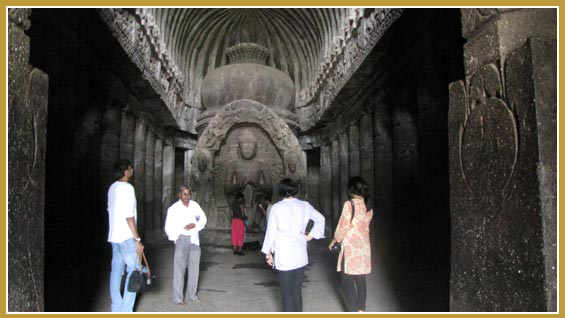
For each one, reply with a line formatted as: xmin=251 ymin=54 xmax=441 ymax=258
xmin=99 ymin=8 xmax=403 ymax=133
xmin=449 ymin=8 xmax=556 ymax=311
xmin=319 ymin=145 xmax=333 ymax=234
xmin=297 ymin=8 xmax=403 ymax=131
xmin=8 ymin=8 xmax=47 ymax=312
xmin=214 ymin=125 xmax=282 ymax=224
xmin=190 ymin=100 xmax=305 ymax=247
xmin=302 ymin=10 xmax=462 ymax=311
xmin=306 ymin=150 xmax=321 ymax=212
xmin=198 ymin=44 xmax=299 ymax=135
xmin=98 ymin=8 xmax=195 ymax=132
xmin=9 ymin=7 xmax=556 ymax=312
xmin=506 ymin=38 xmax=557 ymax=312
xmin=16 ymin=9 xmax=194 ymax=310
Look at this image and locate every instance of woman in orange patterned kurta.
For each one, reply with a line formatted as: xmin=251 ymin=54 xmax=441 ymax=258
xmin=329 ymin=176 xmax=373 ymax=312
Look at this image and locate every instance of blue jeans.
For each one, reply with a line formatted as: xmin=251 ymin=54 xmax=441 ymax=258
xmin=110 ymin=238 xmax=137 ymax=312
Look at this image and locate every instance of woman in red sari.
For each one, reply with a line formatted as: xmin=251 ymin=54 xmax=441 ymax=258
xmin=231 ymin=192 xmax=246 ymax=255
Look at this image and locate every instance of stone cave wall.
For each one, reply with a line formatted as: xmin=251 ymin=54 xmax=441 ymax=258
xmin=306 ymin=88 xmax=452 ymax=311
xmin=21 ymin=9 xmax=195 ymax=311
xmin=300 ymin=9 xmax=465 ymax=311
xmin=8 ymin=8 xmax=48 ymax=312
xmin=449 ymin=8 xmax=557 ymax=311
xmin=8 ymin=7 xmax=556 ymax=313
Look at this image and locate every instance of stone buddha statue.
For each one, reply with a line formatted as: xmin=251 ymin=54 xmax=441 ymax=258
xmin=224 ymin=129 xmax=272 ymax=228
xmin=190 ymin=150 xmax=213 ymax=214
xmin=224 ymin=129 xmax=271 ymax=194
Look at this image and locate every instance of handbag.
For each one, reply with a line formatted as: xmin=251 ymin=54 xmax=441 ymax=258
xmin=127 ymin=251 xmax=154 ymax=293
xmin=331 ymin=199 xmax=355 ymax=253
xmin=330 ymin=241 xmax=341 ymax=252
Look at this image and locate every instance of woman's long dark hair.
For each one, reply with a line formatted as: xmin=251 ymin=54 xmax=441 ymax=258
xmin=348 ymin=176 xmax=372 ymax=211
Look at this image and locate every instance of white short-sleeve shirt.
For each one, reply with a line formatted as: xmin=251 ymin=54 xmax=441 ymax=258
xmin=107 ymin=181 xmax=137 ymax=243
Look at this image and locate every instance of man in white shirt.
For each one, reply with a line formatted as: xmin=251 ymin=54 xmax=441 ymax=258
xmin=164 ymin=186 xmax=207 ymax=305
xmin=107 ymin=159 xmax=144 ymax=312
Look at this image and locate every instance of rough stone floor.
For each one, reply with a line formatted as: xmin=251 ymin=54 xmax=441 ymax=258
xmin=90 ymin=239 xmax=409 ymax=312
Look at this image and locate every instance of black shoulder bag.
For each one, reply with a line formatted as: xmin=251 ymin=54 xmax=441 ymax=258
xmin=127 ymin=251 xmax=155 ymax=293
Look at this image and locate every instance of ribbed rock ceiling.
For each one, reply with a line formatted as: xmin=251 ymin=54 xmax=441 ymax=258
xmin=148 ymin=8 xmax=349 ymax=109
xmin=101 ymin=8 xmax=403 ymax=132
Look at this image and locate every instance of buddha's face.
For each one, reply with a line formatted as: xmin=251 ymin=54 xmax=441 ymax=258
xmin=238 ymin=130 xmax=257 ymax=160
xmin=240 ymin=140 xmax=257 ymax=160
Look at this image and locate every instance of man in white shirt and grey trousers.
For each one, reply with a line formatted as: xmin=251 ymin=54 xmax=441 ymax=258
xmin=164 ymin=185 xmax=207 ymax=305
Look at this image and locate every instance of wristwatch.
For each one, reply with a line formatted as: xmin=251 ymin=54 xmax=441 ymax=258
xmin=135 ymin=237 xmax=141 ymax=242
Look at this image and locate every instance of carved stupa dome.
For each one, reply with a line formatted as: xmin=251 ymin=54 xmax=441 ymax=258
xmin=200 ymin=43 xmax=295 ymax=112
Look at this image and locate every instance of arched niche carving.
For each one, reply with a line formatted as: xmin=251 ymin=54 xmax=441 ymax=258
xmin=190 ymin=99 xmax=305 ymax=231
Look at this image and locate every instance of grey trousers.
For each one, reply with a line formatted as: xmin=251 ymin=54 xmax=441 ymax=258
xmin=173 ymin=235 xmax=201 ymax=303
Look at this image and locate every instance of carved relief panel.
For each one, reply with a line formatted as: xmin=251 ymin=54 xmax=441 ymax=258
xmin=190 ymin=99 xmax=305 ymax=230
xmin=460 ymin=64 xmax=518 ymax=198
xmin=214 ymin=125 xmax=283 ymax=227
xmin=451 ymin=63 xmax=518 ymax=200
xmin=449 ymin=31 xmax=556 ymax=311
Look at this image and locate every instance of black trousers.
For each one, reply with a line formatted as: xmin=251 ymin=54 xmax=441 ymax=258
xmin=341 ymin=257 xmax=367 ymax=311
xmin=277 ymin=266 xmax=306 ymax=312
xmin=342 ymin=273 xmax=367 ymax=311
